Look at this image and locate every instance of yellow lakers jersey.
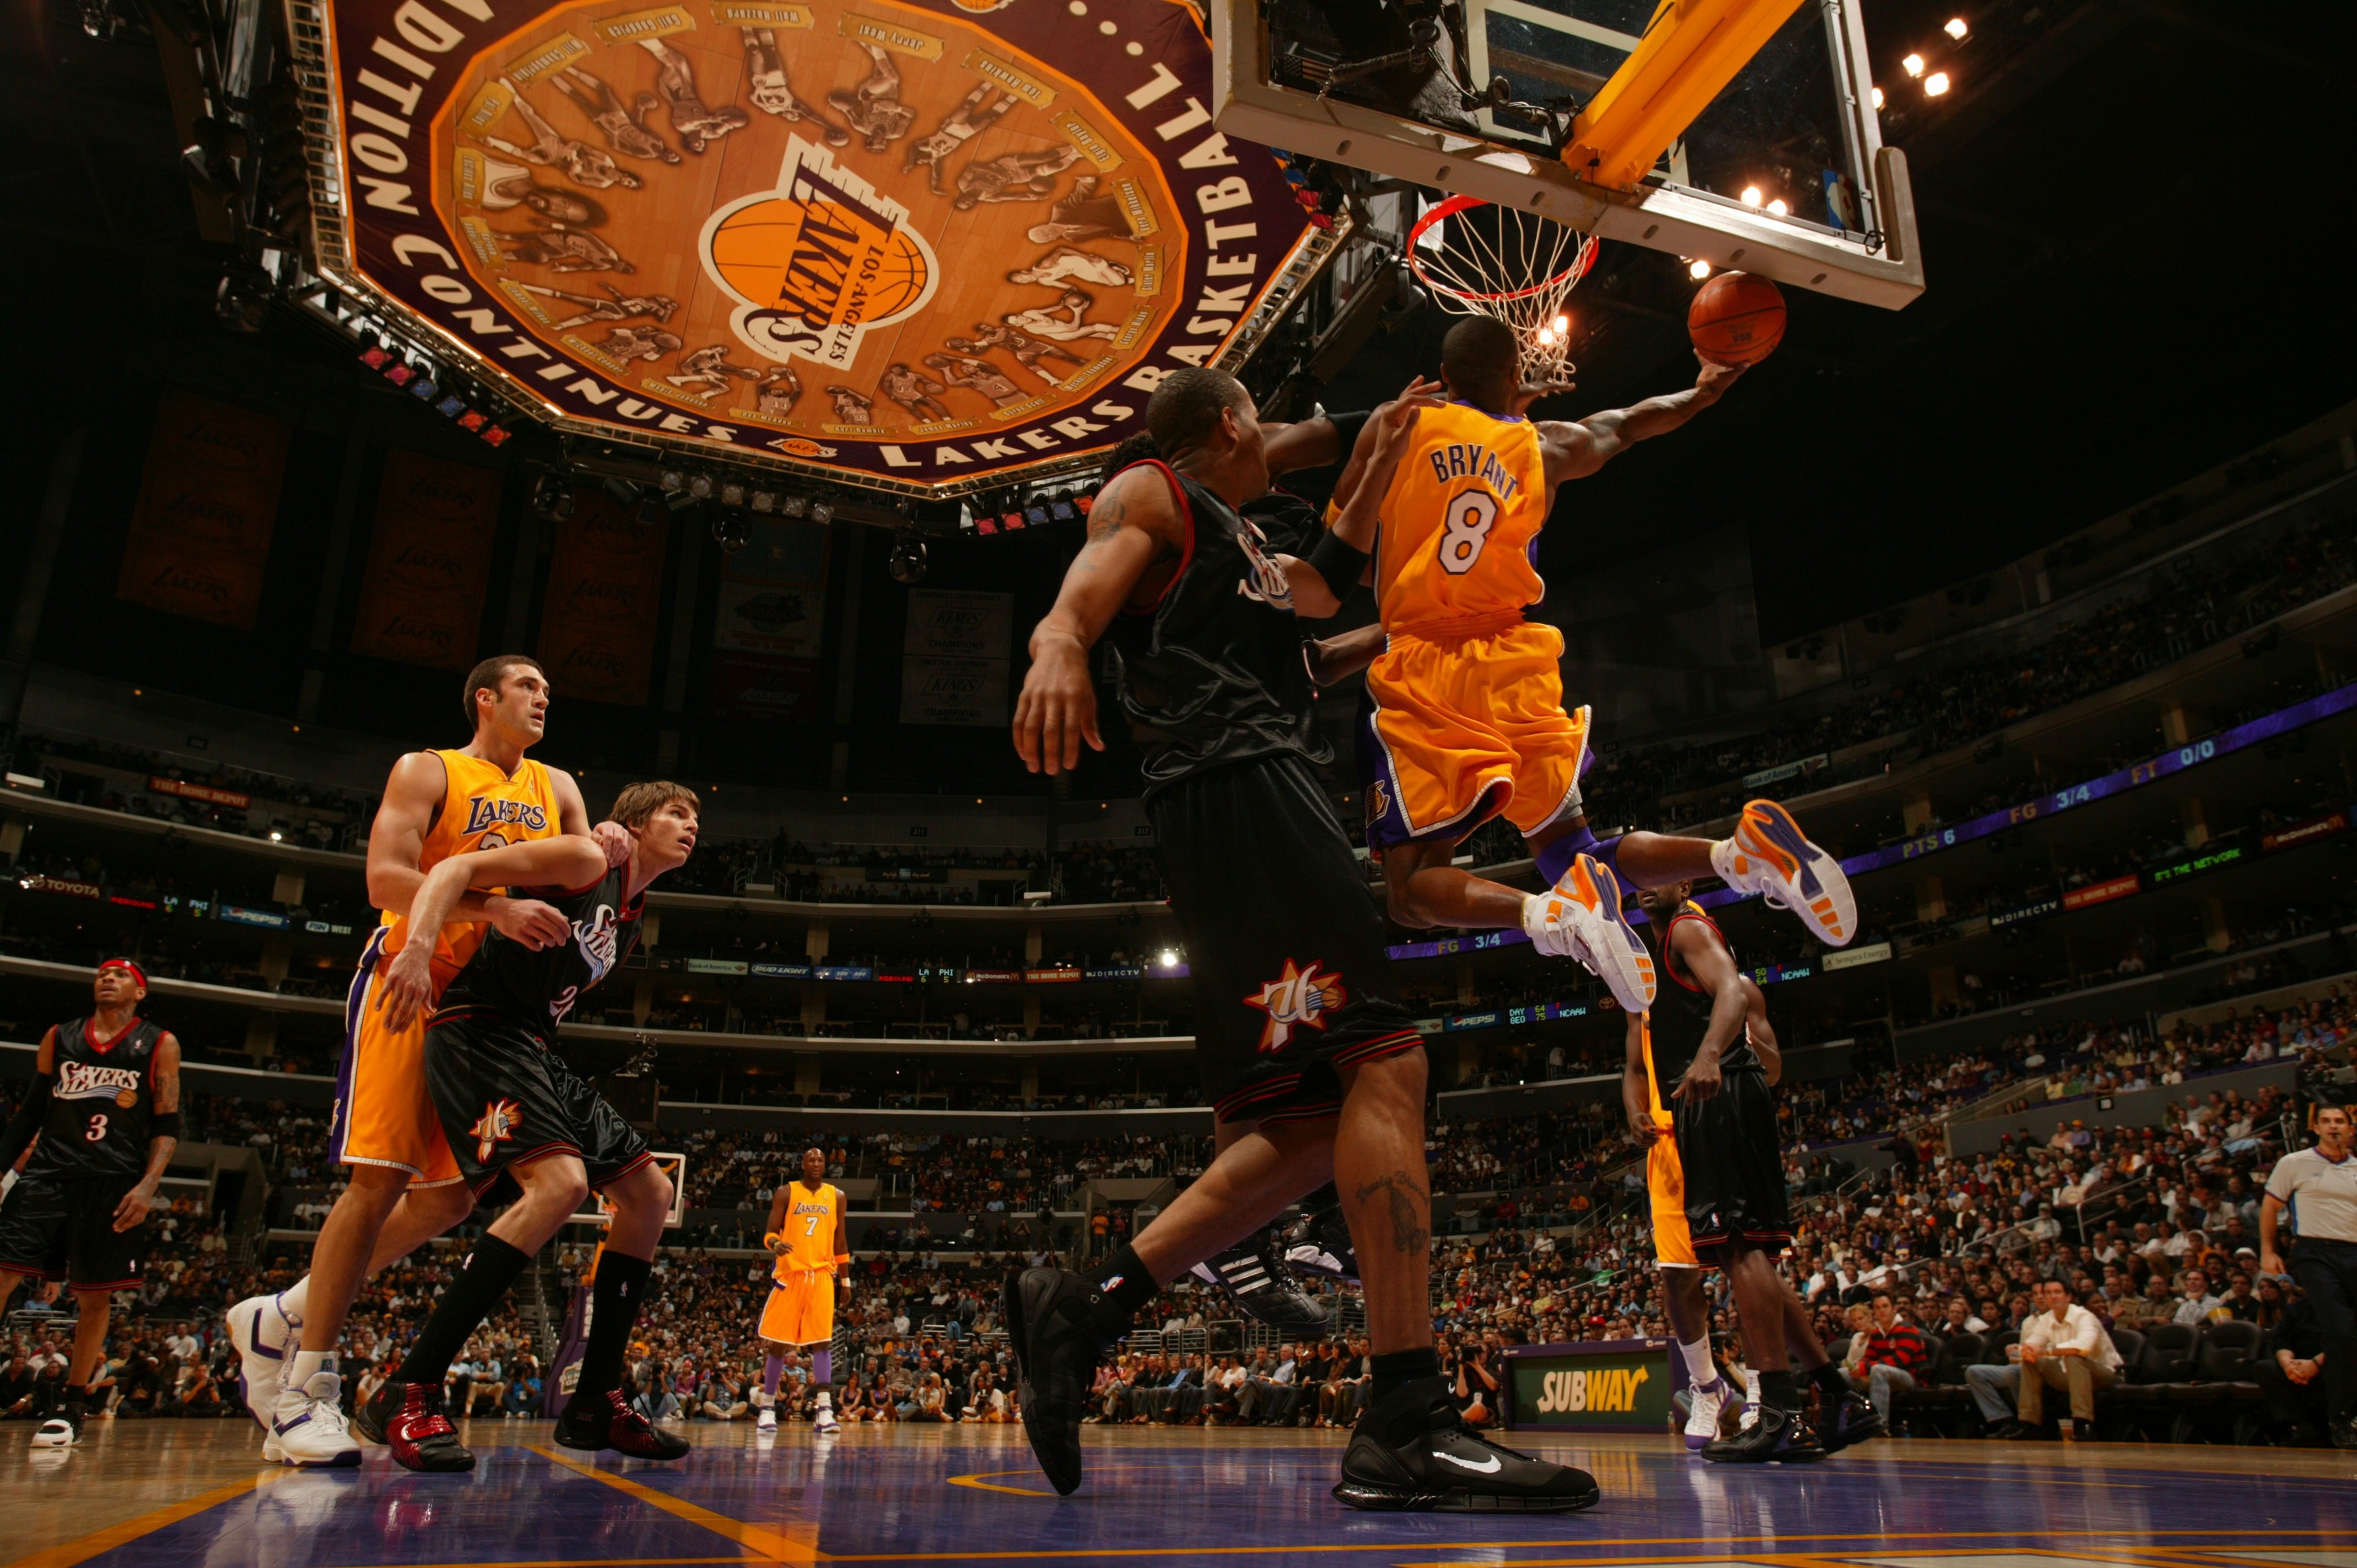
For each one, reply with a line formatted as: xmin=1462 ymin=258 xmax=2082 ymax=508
xmin=1638 ymin=1019 xmax=1673 ymax=1132
xmin=775 ymin=1181 xmax=842 ymax=1277
xmin=378 ymin=749 xmax=563 ymax=988
xmin=1373 ymin=401 xmax=1548 ymax=632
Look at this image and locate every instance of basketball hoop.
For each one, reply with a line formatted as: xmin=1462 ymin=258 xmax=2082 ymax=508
xmin=1406 ymin=195 xmax=1599 ymax=384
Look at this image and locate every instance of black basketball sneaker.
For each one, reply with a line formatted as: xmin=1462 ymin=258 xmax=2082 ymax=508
xmin=1334 ymin=1376 xmax=1599 ymax=1513
xmin=555 ymin=1387 xmax=690 ymax=1461
xmin=1701 ymin=1402 xmax=1827 ymax=1463
xmin=1817 ymin=1390 xmax=1885 ymax=1454
xmin=1189 ymin=1232 xmax=1333 ymax=1336
xmin=1282 ymin=1204 xmax=1360 ymax=1284
xmin=1005 ymin=1267 xmax=1124 ymax=1496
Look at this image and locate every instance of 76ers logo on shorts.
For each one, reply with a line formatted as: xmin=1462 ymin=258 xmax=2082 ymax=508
xmin=470 ymin=1097 xmax=524 ymax=1163
xmin=1244 ymin=959 xmax=1347 ymax=1053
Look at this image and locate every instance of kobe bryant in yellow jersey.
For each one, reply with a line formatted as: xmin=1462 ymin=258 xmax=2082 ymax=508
xmin=758 ymin=1147 xmax=849 ymax=1433
xmin=1319 ymin=317 xmax=1858 ymax=1015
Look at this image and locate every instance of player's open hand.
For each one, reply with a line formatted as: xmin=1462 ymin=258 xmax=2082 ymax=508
xmin=489 ymin=895 xmax=570 ymax=950
xmin=111 ymin=1182 xmax=157 ymax=1232
xmin=592 ymin=819 xmax=635 ymax=868
xmin=1671 ymin=1053 xmax=1723 ymax=1103
xmin=1012 ymin=633 xmax=1101 ymax=776
xmin=1694 ymin=354 xmax=1747 ymax=399
xmin=1511 ymin=378 xmax=1578 ymax=417
xmin=376 ymin=945 xmax=437 ymax=1034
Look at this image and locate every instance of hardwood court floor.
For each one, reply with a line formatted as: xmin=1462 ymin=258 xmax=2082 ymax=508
xmin=6 ymin=1416 xmax=2352 ymax=1568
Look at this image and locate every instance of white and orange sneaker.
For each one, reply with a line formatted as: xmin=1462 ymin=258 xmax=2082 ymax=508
xmin=1713 ymin=800 xmax=1856 ymax=947
xmin=1523 ymin=852 xmax=1655 ymax=1012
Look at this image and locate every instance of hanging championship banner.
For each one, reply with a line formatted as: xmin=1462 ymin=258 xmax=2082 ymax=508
xmin=710 ymin=517 xmax=829 ymax=719
xmin=536 ymin=490 xmax=672 ymax=704
xmin=350 ymin=449 xmax=503 ymax=668
xmin=298 ymin=0 xmax=1334 ymax=494
xmin=900 ymin=586 xmax=1009 ymax=725
xmin=117 ymin=392 xmax=290 ymax=629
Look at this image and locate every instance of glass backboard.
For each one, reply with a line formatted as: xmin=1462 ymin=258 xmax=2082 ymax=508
xmin=1215 ymin=0 xmax=1922 ymax=308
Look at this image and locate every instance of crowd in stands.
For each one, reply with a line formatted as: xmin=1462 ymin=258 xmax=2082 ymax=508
xmin=1581 ymin=495 xmax=2357 ymax=830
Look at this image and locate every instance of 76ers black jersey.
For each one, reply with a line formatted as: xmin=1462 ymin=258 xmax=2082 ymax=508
xmin=1643 ymin=904 xmax=1762 ymax=1084
xmin=1104 ymin=461 xmax=1330 ymax=798
xmin=435 ymin=866 xmax=643 ymax=1033
xmin=30 ymin=1017 xmax=162 ymax=1181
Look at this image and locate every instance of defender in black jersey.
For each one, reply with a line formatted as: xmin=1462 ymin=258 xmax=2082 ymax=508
xmin=1003 ymin=368 xmax=1594 ymax=1515
xmin=0 ymin=960 xmax=183 ymax=1444
xmin=356 ymin=782 xmax=696 ymax=1473
xmin=1632 ymin=884 xmax=1880 ymax=1462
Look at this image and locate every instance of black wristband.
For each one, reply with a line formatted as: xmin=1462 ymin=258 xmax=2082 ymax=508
xmin=1324 ymin=409 xmax=1374 ymax=458
xmin=151 ymin=1110 xmax=183 ymax=1139
xmin=1302 ymin=529 xmax=1372 ymax=605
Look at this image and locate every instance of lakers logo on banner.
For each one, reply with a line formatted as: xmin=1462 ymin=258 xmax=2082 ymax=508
xmin=303 ymin=0 xmax=1332 ymax=491
xmin=703 ymin=136 xmax=939 ymax=368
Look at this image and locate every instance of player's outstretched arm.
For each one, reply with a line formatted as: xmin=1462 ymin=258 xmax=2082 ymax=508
xmin=0 ymin=1027 xmax=59 ymax=1172
xmin=113 ymin=1033 xmax=180 ymax=1232
xmin=1740 ymin=977 xmax=1780 ymax=1085
xmin=1666 ymin=917 xmax=1752 ymax=1105
xmin=377 ymin=836 xmax=609 ymax=1031
xmin=1539 ymin=354 xmax=1746 ymax=485
xmin=1012 ymin=465 xmax=1179 ymax=776
xmin=1620 ymin=1012 xmax=1659 ymax=1145
xmin=1261 ymin=414 xmax=1342 ymax=478
xmin=1284 ymin=382 xmax=1445 ymax=614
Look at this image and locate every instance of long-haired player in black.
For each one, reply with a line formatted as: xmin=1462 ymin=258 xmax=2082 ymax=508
xmin=353 ymin=780 xmax=698 ymax=1472
xmin=1630 ymin=882 xmax=1878 ymax=1461
xmin=0 ymin=959 xmax=182 ymax=1448
xmin=1005 ymin=366 xmax=1596 ymax=1513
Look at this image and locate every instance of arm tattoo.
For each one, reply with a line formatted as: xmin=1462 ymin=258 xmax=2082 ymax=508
xmin=1353 ymin=1171 xmax=1432 ymax=1256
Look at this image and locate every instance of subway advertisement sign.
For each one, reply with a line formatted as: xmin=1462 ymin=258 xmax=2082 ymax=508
xmin=1503 ymin=1338 xmax=1673 ymax=1434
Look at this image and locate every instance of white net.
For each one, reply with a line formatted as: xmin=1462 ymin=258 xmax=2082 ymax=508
xmin=1408 ymin=196 xmax=1600 ymax=384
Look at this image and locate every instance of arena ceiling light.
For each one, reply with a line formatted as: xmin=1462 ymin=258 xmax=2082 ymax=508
xmin=1902 ymin=52 xmax=1926 ymax=76
xmin=1944 ymin=17 xmax=1970 ymax=40
xmin=1687 ymin=259 xmax=1712 ymax=280
xmin=1924 ymin=71 xmax=1952 ymax=96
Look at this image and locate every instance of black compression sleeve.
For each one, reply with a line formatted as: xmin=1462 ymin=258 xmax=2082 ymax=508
xmin=1302 ymin=530 xmax=1372 ymax=609
xmin=0 ymin=1075 xmax=53 ymax=1170
xmin=1324 ymin=409 xmax=1373 ymax=458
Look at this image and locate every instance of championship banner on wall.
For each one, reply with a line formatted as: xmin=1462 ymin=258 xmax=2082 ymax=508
xmin=900 ymin=587 xmax=1010 ymax=725
xmin=710 ymin=517 xmax=829 ymax=719
xmin=117 ymin=392 xmax=291 ymax=629
xmin=536 ymin=490 xmax=672 ymax=704
xmin=350 ymin=449 xmax=503 ymax=668
xmin=303 ymin=0 xmax=1331 ymax=493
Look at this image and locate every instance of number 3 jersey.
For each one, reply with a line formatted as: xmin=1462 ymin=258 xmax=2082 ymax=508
xmin=434 ymin=864 xmax=643 ymax=1033
xmin=31 ymin=1017 xmax=162 ymax=1182
xmin=1370 ymin=400 xmax=1547 ymax=635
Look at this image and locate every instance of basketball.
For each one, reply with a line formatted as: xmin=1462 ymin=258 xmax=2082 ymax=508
xmin=1687 ymin=271 xmax=1786 ymax=366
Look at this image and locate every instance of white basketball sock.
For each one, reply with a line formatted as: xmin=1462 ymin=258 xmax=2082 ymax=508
xmin=1677 ymin=1338 xmax=1717 ymax=1388
xmin=276 ymin=1279 xmax=310 ymax=1332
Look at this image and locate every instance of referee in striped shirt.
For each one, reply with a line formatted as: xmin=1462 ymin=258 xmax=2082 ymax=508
xmin=2262 ymin=1101 xmax=2357 ymax=1449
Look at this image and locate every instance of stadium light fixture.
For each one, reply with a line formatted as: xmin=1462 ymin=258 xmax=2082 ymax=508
xmin=1740 ymin=185 xmax=1764 ymax=207
xmin=1766 ymin=198 xmax=1790 ymax=216
xmin=1688 ymin=259 xmax=1712 ymax=280
xmin=1902 ymin=52 xmax=1925 ymax=76
xmin=1925 ymin=71 xmax=1952 ymax=95
xmin=1871 ymin=85 xmax=1884 ymax=109
xmin=1158 ymin=949 xmax=1180 ymax=968
xmin=1944 ymin=17 xmax=1969 ymax=39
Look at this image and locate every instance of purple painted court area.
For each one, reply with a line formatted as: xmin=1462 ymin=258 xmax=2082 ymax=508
xmin=57 ymin=1427 xmax=2357 ymax=1567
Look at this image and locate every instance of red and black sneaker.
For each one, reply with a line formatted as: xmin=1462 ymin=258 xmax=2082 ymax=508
xmin=555 ymin=1388 xmax=689 ymax=1461
xmin=360 ymin=1380 xmax=475 ymax=1473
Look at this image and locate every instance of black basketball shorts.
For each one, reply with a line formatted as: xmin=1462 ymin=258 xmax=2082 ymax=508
xmin=0 ymin=1173 xmax=147 ymax=1291
xmin=1670 ymin=1065 xmax=1793 ymax=1260
xmin=424 ymin=1008 xmax=655 ymax=1202
xmin=1150 ymin=753 xmax=1424 ymax=1126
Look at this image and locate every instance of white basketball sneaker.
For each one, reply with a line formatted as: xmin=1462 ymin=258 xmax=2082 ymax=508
xmin=1712 ymin=800 xmax=1856 ymax=947
xmin=755 ymin=1392 xmax=778 ymax=1434
xmin=29 ymin=1417 xmax=77 ymax=1449
xmin=1523 ymin=852 xmax=1655 ymax=1012
xmin=227 ymin=1291 xmax=298 ymax=1443
xmin=1682 ymin=1378 xmax=1731 ymax=1452
xmin=271 ymin=1371 xmax=362 ymax=1469
xmin=813 ymin=1393 xmax=838 ymax=1435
